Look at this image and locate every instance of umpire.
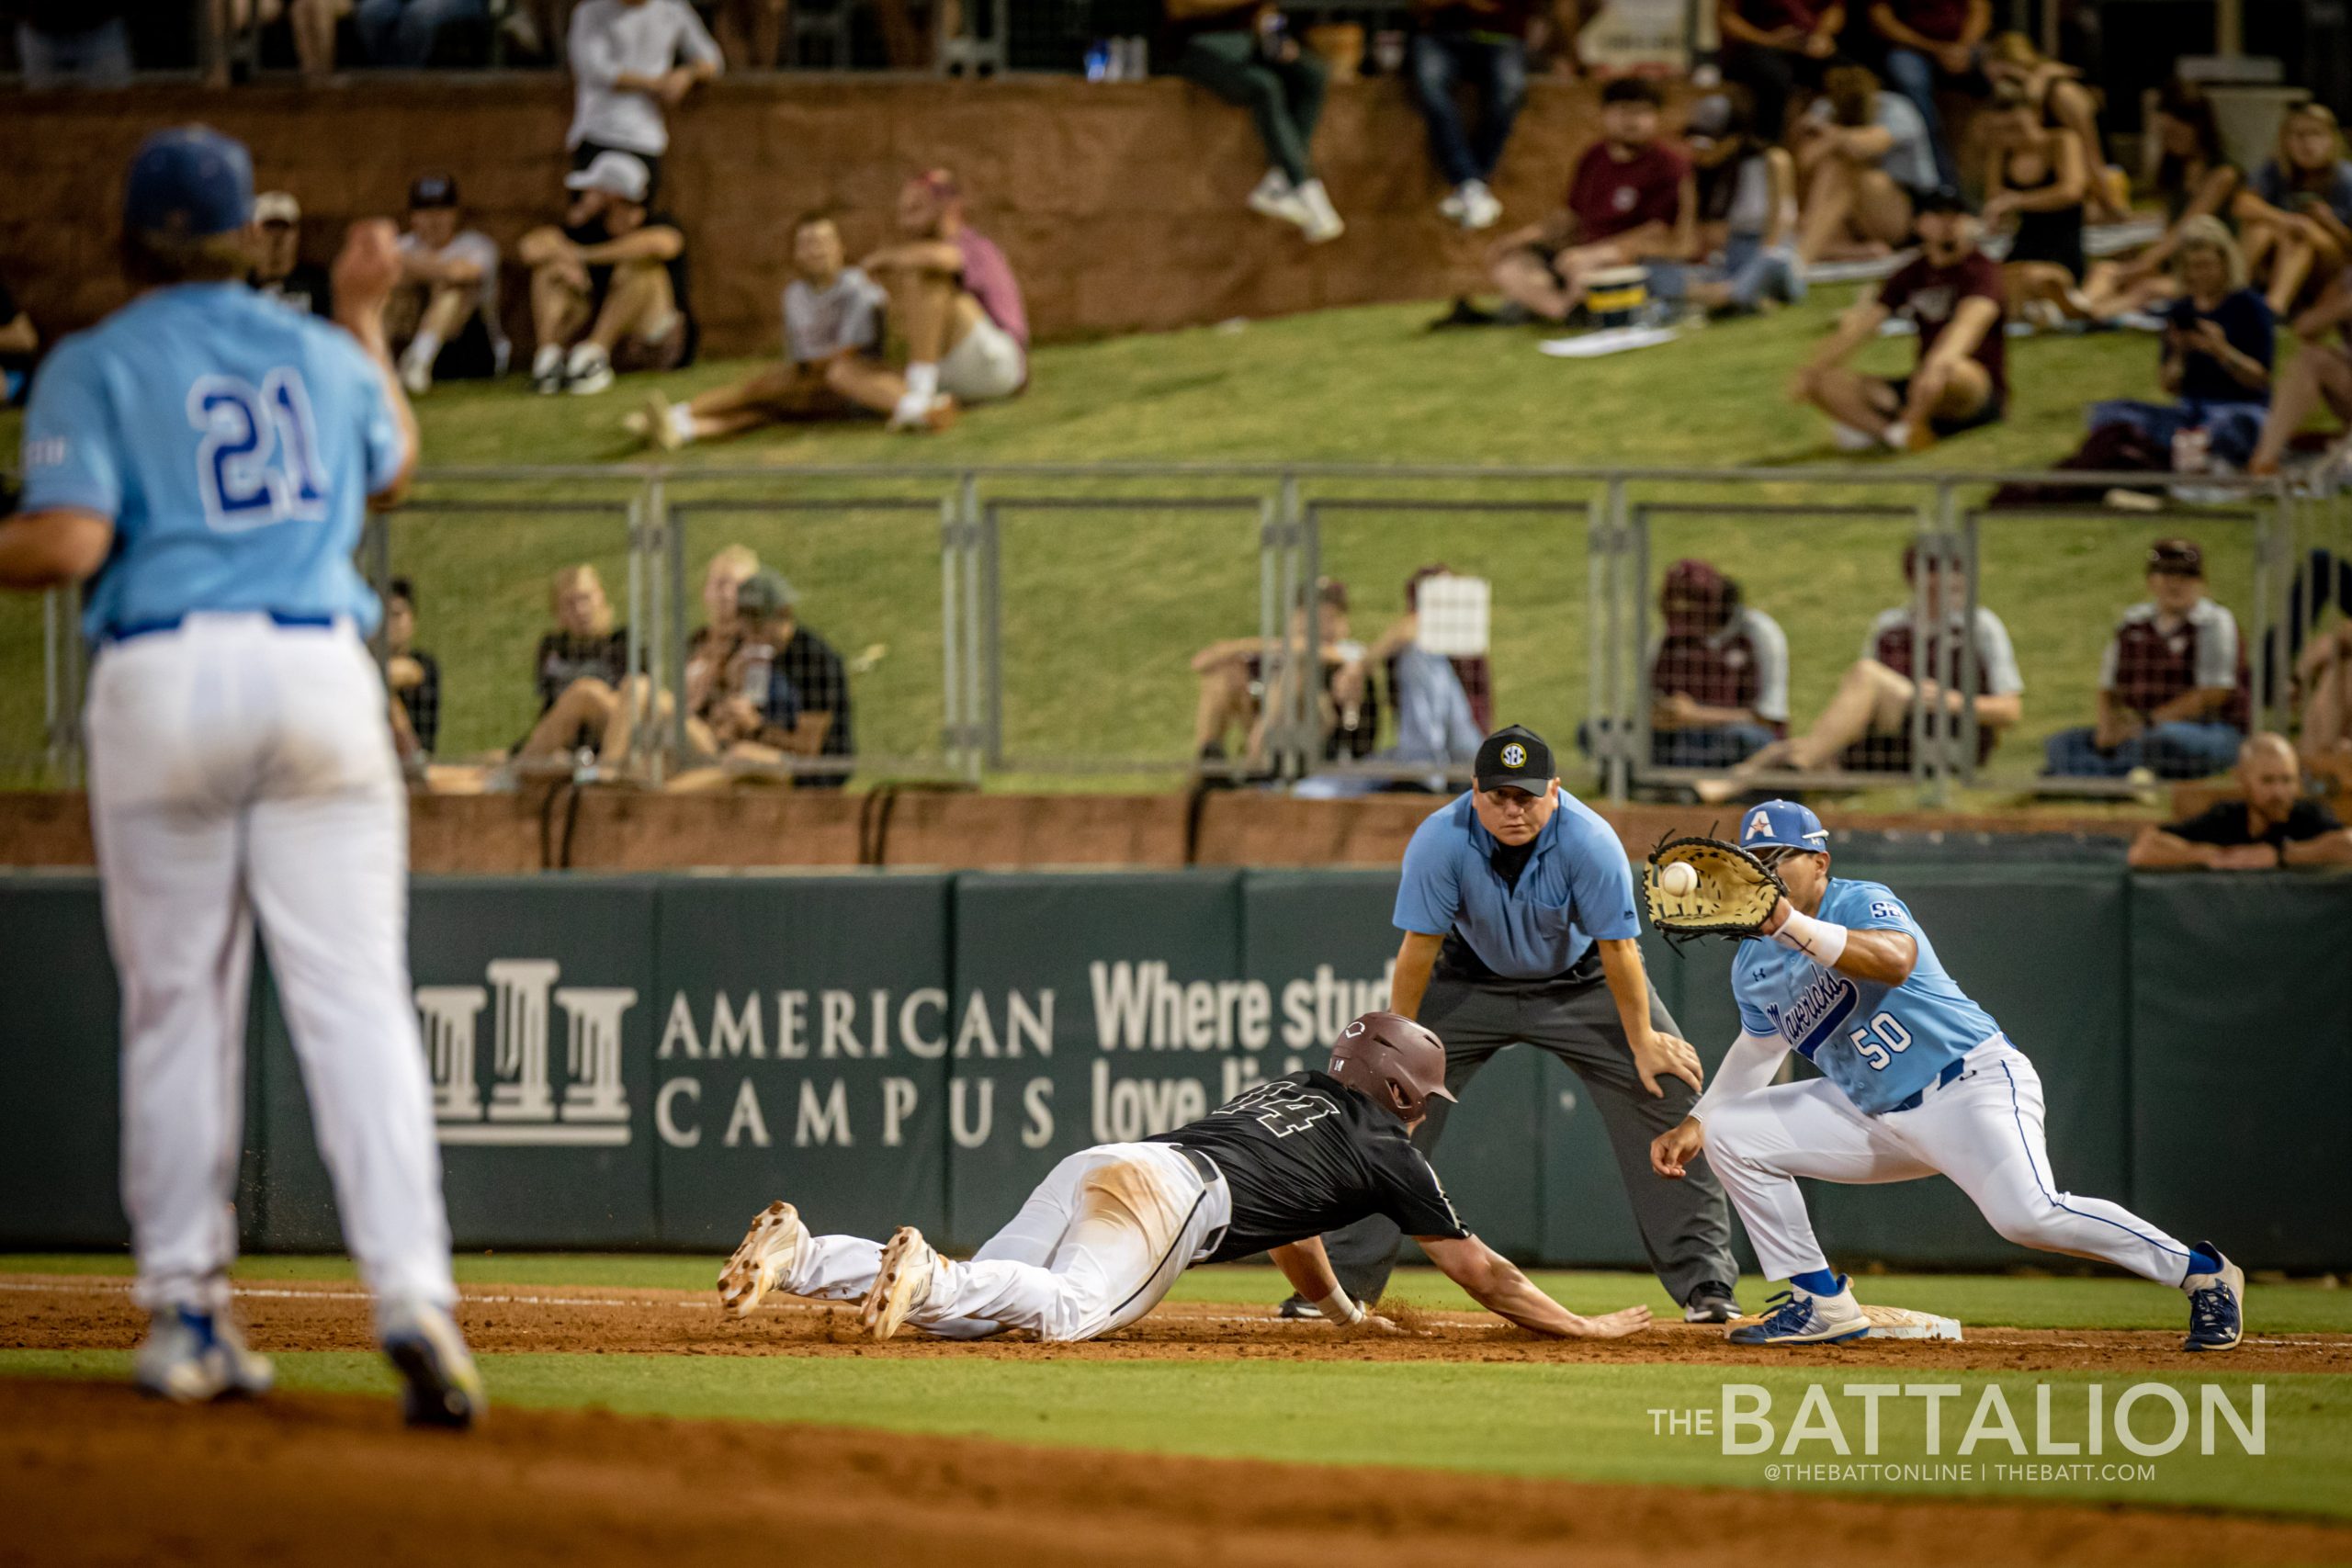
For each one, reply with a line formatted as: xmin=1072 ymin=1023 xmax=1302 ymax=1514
xmin=1305 ymin=725 xmax=1743 ymax=1323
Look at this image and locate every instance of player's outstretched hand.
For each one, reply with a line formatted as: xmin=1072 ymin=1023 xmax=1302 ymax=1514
xmin=1650 ymin=1115 xmax=1706 ymax=1179
xmin=1632 ymin=1031 xmax=1704 ymax=1098
xmin=333 ymin=218 xmax=403 ymax=321
xmin=1561 ymin=1303 xmax=1652 ymax=1339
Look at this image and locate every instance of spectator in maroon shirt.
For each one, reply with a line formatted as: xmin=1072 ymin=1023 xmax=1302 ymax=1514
xmin=1648 ymin=558 xmax=1789 ymax=768
xmin=2128 ymin=733 xmax=2352 ymax=870
xmin=2044 ymin=538 xmax=2250 ymax=781
xmin=1697 ymin=543 xmax=2023 ymax=801
xmin=1788 ymin=187 xmax=2006 ymax=452
xmin=1867 ymin=0 xmax=1990 ymax=189
xmin=1486 ymin=76 xmax=1697 ymax=323
xmin=1716 ymin=0 xmax=1845 ymax=142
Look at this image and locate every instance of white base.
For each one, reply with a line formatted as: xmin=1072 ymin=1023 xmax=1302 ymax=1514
xmin=1858 ymin=1303 xmax=1964 ymax=1340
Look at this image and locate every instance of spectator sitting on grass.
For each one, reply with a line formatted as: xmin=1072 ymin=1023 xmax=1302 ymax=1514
xmin=514 ymin=565 xmax=632 ymax=761
xmin=1317 ymin=564 xmax=1487 ymax=785
xmin=566 ymin=0 xmax=722 ymax=196
xmin=248 ymin=192 xmax=333 ymax=319
xmin=389 ymin=173 xmax=509 ymax=396
xmin=1865 ymin=0 xmax=1988 ymax=190
xmin=1789 ymin=187 xmax=2005 ymax=453
xmin=1713 ymin=0 xmax=1843 ymax=145
xmin=1192 ymin=577 xmax=1365 ymax=769
xmin=2247 ymin=267 xmax=2352 ymax=479
xmin=383 ymin=578 xmax=441 ymax=769
xmin=1979 ymin=77 xmax=2089 ymax=322
xmin=2084 ymin=219 xmax=2273 ymax=472
xmin=1790 ymin=64 xmax=1937 ymax=270
xmin=629 ymin=211 xmax=889 ymax=449
xmin=1646 ymin=558 xmax=1788 ymax=769
xmin=1980 ymin=31 xmax=2126 ymax=224
xmin=2127 ymin=733 xmax=2352 ymax=870
xmin=2238 ymin=104 xmax=2352 ymax=320
xmin=2042 ymin=537 xmax=2248 ymax=782
xmin=2296 ymin=615 xmax=2352 ymax=760
xmin=706 ymin=570 xmax=857 ymax=787
xmin=2079 ymin=81 xmax=2244 ymax=323
xmin=852 ymin=171 xmax=1029 ymax=434
xmin=1696 ymin=542 xmax=2021 ymax=802
xmin=1684 ymin=89 xmax=1803 ymax=315
xmin=1485 ymin=76 xmax=1694 ymax=325
xmin=519 ymin=151 xmax=696 ymax=396
xmin=1408 ymin=0 xmax=1541 ymax=232
xmin=1165 ymin=0 xmax=1342 ymax=243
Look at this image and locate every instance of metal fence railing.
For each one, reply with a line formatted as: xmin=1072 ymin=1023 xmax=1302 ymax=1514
xmin=4 ymin=461 xmax=2336 ymax=807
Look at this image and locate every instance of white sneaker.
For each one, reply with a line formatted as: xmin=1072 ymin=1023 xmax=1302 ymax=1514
xmin=1295 ymin=178 xmax=1344 ymax=244
xmin=887 ymin=392 xmax=952 ymax=433
xmin=1830 ymin=422 xmax=1879 ymax=452
xmin=1246 ymin=167 xmax=1297 ymax=221
xmin=638 ymin=391 xmax=686 ymax=452
xmin=133 ymin=1306 xmax=275 ymax=1404
xmin=531 ymin=344 xmax=567 ymax=395
xmin=1726 ymin=1277 xmax=1871 ymax=1345
xmin=565 ymin=343 xmax=614 ymax=396
xmin=718 ymin=1200 xmax=810 ymax=1318
xmin=861 ymin=1225 xmax=938 ymax=1340
xmin=398 ymin=343 xmax=435 ymax=398
xmin=1453 ymin=179 xmax=1502 ymax=231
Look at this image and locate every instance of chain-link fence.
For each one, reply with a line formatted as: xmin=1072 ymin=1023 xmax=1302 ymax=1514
xmin=5 ymin=461 xmax=2327 ymax=806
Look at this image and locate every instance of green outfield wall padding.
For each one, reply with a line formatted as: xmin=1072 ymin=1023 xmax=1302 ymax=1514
xmin=2 ymin=863 xmax=2347 ymax=1270
xmin=2129 ymin=874 xmax=2352 ymax=1270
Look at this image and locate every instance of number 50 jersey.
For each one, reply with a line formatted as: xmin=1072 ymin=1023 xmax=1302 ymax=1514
xmin=20 ymin=281 xmax=403 ymax=643
xmin=1732 ymin=879 xmax=2004 ymax=1115
xmin=1149 ymin=1071 xmax=1472 ymax=1264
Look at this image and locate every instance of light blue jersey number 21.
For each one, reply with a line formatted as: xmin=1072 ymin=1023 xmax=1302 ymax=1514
xmin=187 ymin=369 xmax=328 ymax=532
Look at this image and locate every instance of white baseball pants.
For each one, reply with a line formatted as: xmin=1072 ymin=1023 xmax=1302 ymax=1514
xmin=85 ymin=615 xmax=457 ymax=1325
xmin=783 ymin=1142 xmax=1232 ymax=1342
xmin=1703 ymin=1040 xmax=2199 ymax=1287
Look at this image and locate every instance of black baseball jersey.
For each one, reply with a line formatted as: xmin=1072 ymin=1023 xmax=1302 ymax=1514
xmin=1149 ymin=1070 xmax=1470 ymax=1265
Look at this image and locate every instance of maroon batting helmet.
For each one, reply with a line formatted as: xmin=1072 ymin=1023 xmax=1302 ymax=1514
xmin=1328 ymin=1011 xmax=1456 ymax=1122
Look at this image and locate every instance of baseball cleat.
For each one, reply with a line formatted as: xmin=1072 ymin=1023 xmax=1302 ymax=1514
xmin=133 ymin=1306 xmax=275 ymax=1404
xmin=1726 ymin=1279 xmax=1870 ymax=1346
xmin=380 ymin=1300 xmax=485 ymax=1430
xmin=861 ymin=1226 xmax=937 ymax=1341
xmin=2182 ymin=1245 xmax=2245 ymax=1352
xmin=718 ymin=1200 xmax=808 ymax=1318
xmin=1683 ymin=1282 xmax=1742 ymax=1325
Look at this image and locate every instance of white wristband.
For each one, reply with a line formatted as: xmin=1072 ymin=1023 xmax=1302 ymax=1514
xmin=1316 ymin=1289 xmax=1366 ymax=1326
xmin=1770 ymin=908 xmax=1849 ymax=968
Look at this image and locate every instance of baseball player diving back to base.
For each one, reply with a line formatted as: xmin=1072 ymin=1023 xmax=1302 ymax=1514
xmin=1648 ymin=799 xmax=2245 ymax=1351
xmin=720 ymin=1011 xmax=1656 ymax=1345
xmin=0 ymin=129 xmax=481 ymax=1426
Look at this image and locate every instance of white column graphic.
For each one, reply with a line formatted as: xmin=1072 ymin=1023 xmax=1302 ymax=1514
xmin=558 ymin=987 xmax=638 ymax=1124
xmin=415 ymin=986 xmax=489 ymax=1122
xmin=486 ymin=959 xmax=561 ymax=1123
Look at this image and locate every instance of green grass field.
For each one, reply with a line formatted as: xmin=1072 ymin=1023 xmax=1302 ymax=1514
xmin=1 ymin=288 xmax=2323 ymax=802
xmin=6 ymin=1253 xmax=2347 ymax=1518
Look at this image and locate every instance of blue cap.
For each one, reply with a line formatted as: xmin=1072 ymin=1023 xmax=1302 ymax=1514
xmin=123 ymin=126 xmax=254 ymax=241
xmin=1737 ymin=799 xmax=1829 ymax=854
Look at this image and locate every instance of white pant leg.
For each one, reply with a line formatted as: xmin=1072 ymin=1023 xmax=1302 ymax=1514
xmin=240 ymin=626 xmax=456 ymax=1317
xmin=86 ymin=641 xmax=261 ymax=1315
xmin=1702 ymin=1077 xmax=1938 ymax=1280
xmin=1894 ymin=1044 xmax=2198 ymax=1286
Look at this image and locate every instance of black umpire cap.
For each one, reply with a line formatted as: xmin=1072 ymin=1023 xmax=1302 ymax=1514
xmin=1474 ymin=725 xmax=1554 ymax=793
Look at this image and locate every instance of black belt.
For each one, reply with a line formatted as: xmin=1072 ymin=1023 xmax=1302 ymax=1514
xmin=99 ymin=610 xmax=340 ymax=646
xmin=1884 ymin=1056 xmax=1970 ymax=1115
xmin=1163 ymin=1143 xmax=1228 ymax=1259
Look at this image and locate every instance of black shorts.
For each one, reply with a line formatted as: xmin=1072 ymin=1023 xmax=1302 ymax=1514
xmin=430 ymin=312 xmax=505 ymax=381
xmin=2007 ymin=219 xmax=2086 ymax=281
xmin=571 ymin=140 xmax=664 ymax=198
xmin=1885 ymin=375 xmax=2006 ymax=437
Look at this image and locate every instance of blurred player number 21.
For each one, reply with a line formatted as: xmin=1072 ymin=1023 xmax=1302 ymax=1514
xmin=190 ymin=368 xmax=331 ymax=532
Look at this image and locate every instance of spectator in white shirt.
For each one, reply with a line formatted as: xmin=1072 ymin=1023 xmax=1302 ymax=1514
xmin=567 ymin=0 xmax=723 ymax=195
xmin=629 ymin=212 xmax=890 ymax=448
xmin=388 ymin=172 xmax=510 ymax=394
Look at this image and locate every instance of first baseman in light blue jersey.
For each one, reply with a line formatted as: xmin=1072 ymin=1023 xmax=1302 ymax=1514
xmin=24 ymin=281 xmax=403 ymax=641
xmin=0 ymin=126 xmax=480 ymax=1425
xmin=1651 ymin=799 xmax=2244 ymax=1352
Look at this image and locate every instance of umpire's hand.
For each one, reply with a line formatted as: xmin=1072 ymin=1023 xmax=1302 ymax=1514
xmin=1630 ymin=1030 xmax=1704 ymax=1099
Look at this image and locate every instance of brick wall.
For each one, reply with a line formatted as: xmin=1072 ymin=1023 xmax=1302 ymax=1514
xmin=3 ymin=73 xmax=1634 ymax=355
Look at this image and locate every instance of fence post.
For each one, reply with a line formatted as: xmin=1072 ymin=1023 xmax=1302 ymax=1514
xmin=663 ymin=478 xmax=688 ymax=776
xmin=980 ymin=501 xmax=1003 ymax=771
xmin=1602 ymin=477 xmax=1630 ymax=805
xmin=2256 ymin=481 xmax=2290 ymax=733
xmin=940 ymin=492 xmax=965 ymax=777
xmin=958 ymin=473 xmax=984 ymax=784
xmin=1272 ymin=473 xmax=1304 ymax=782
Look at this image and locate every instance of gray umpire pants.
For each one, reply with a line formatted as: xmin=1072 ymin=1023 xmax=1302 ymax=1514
xmin=1322 ymin=964 xmax=1738 ymax=1307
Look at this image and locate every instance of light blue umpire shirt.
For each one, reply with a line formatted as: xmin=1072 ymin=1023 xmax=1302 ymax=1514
xmin=1393 ymin=789 xmax=1643 ymax=980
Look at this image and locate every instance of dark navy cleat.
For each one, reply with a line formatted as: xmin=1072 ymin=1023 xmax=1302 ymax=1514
xmin=2183 ymin=1245 xmax=2245 ymax=1352
xmin=380 ymin=1300 xmax=485 ymax=1429
xmin=1726 ymin=1280 xmax=1870 ymax=1346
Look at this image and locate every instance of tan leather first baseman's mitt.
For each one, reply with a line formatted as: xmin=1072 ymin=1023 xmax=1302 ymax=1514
xmin=1644 ymin=836 xmax=1789 ymax=940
